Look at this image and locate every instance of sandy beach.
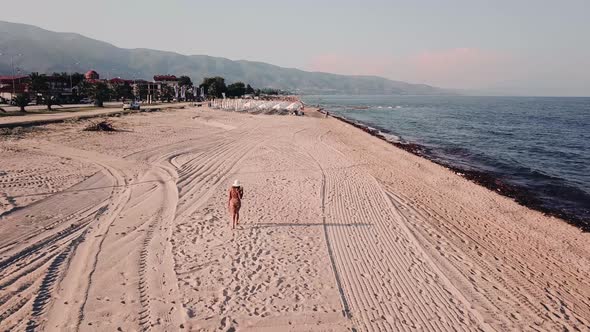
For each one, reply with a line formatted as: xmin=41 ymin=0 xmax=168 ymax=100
xmin=1 ymin=106 xmax=589 ymax=331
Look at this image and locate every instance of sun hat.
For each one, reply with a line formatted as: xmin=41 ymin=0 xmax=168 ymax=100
xmin=232 ymin=180 xmax=241 ymax=187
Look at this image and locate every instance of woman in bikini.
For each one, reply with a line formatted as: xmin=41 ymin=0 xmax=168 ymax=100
xmin=228 ymin=180 xmax=244 ymax=229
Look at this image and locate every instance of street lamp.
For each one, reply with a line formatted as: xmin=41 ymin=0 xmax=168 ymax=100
xmin=132 ymin=72 xmax=139 ymax=100
xmin=70 ymin=61 xmax=80 ymax=90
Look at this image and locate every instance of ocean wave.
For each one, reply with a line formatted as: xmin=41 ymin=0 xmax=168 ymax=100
xmin=379 ymin=132 xmax=401 ymax=143
xmin=306 ymin=95 xmax=590 ymax=230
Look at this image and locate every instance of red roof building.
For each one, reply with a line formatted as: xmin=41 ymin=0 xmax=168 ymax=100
xmin=153 ymin=75 xmax=178 ymax=82
xmin=0 ymin=75 xmax=29 ymax=84
xmin=85 ymin=70 xmax=100 ymax=80
xmin=0 ymin=75 xmax=30 ymax=99
xmin=108 ymin=77 xmax=133 ymax=85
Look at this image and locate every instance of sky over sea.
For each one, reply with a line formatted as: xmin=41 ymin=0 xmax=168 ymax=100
xmin=1 ymin=0 xmax=589 ymax=96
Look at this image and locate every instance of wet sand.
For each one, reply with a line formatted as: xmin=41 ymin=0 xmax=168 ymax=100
xmin=0 ymin=106 xmax=589 ymax=331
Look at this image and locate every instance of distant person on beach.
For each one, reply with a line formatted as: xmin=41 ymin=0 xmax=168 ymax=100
xmin=325 ymin=111 xmax=329 ymax=118
xmin=228 ymin=180 xmax=244 ymax=229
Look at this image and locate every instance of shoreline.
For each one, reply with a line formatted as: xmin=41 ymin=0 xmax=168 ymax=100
xmin=325 ymin=111 xmax=589 ymax=231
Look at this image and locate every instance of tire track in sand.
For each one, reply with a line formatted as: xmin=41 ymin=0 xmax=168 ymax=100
xmin=1 ymin=109 xmax=261 ymax=331
xmin=295 ymin=130 xmax=354 ymax=323
xmin=296 ymin=127 xmax=494 ymax=332
xmin=0 ymin=142 xmax=132 ymax=331
xmin=118 ymin=122 xmax=264 ymax=330
xmin=382 ymin=188 xmax=590 ymax=331
xmin=319 ymin=124 xmax=590 ymax=330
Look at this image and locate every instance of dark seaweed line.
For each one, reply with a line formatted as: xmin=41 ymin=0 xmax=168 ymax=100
xmin=330 ymin=114 xmax=590 ymax=232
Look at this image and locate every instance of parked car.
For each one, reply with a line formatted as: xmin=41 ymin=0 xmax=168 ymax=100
xmin=123 ymin=100 xmax=141 ymax=110
xmin=79 ymin=98 xmax=93 ymax=104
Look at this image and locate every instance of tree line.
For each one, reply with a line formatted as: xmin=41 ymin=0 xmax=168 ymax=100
xmin=199 ymin=76 xmax=288 ymax=98
xmin=1 ymin=72 xmax=289 ymax=113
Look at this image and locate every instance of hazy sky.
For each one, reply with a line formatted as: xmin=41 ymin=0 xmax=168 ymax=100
xmin=1 ymin=0 xmax=589 ymax=95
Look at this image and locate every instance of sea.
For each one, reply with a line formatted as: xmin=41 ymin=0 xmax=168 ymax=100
xmin=302 ymin=95 xmax=590 ymax=229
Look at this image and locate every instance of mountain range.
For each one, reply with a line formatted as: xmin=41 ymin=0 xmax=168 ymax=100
xmin=0 ymin=21 xmax=451 ymax=95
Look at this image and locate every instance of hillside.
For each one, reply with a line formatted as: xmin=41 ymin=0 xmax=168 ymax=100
xmin=0 ymin=21 xmax=450 ymax=95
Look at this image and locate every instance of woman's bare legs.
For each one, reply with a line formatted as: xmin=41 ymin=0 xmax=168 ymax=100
xmin=229 ymin=211 xmax=240 ymax=229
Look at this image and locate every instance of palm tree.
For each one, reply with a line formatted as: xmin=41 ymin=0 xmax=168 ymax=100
xmin=93 ymin=82 xmax=111 ymax=107
xmin=41 ymin=94 xmax=61 ymax=110
xmin=29 ymin=72 xmax=48 ymax=96
xmin=13 ymin=94 xmax=31 ymax=112
xmin=79 ymin=81 xmax=111 ymax=107
xmin=160 ymin=85 xmax=174 ymax=102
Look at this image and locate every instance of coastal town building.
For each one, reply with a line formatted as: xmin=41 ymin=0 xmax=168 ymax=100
xmin=108 ymin=77 xmax=133 ymax=85
xmin=0 ymin=69 xmax=194 ymax=104
xmin=153 ymin=75 xmax=182 ymax=102
xmin=46 ymin=75 xmax=75 ymax=96
xmin=153 ymin=75 xmax=178 ymax=86
xmin=0 ymin=75 xmax=30 ymax=101
xmin=132 ymin=79 xmax=149 ymax=96
xmin=84 ymin=70 xmax=99 ymax=80
xmin=108 ymin=77 xmax=134 ymax=90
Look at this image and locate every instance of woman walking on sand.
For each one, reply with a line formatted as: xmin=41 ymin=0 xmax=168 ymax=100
xmin=228 ymin=180 xmax=244 ymax=229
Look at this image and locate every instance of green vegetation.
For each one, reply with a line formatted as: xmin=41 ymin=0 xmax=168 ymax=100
xmin=29 ymin=72 xmax=48 ymax=96
xmin=227 ymin=82 xmax=246 ymax=98
xmin=160 ymin=85 xmax=174 ymax=102
xmin=246 ymin=84 xmax=255 ymax=95
xmin=258 ymin=88 xmax=288 ymax=96
xmin=28 ymin=72 xmax=86 ymax=106
xmin=40 ymin=94 xmax=61 ymax=110
xmin=113 ymin=84 xmax=133 ymax=101
xmin=12 ymin=94 xmax=31 ymax=112
xmin=197 ymin=76 xmax=292 ymax=98
xmin=200 ymin=77 xmax=227 ymax=98
xmin=79 ymin=81 xmax=112 ymax=107
xmin=93 ymin=82 xmax=112 ymax=107
xmin=14 ymin=70 xmax=280 ymax=111
xmin=178 ymin=76 xmax=193 ymax=87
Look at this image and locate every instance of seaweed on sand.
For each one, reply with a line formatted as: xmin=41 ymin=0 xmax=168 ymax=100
xmin=84 ymin=120 xmax=117 ymax=132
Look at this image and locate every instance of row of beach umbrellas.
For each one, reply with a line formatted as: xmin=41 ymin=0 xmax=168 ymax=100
xmin=210 ymin=99 xmax=303 ymax=113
